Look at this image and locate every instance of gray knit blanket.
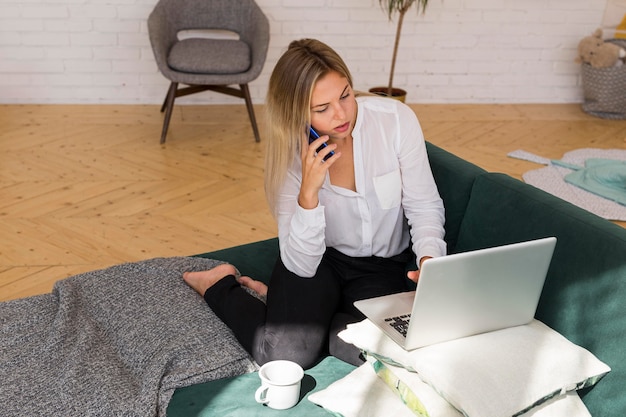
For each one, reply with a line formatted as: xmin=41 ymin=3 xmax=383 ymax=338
xmin=0 ymin=257 xmax=257 ymax=417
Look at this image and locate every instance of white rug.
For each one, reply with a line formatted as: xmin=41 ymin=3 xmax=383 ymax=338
xmin=508 ymin=148 xmax=626 ymax=221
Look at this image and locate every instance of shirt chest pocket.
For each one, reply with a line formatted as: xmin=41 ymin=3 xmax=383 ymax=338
xmin=372 ymin=168 xmax=402 ymax=210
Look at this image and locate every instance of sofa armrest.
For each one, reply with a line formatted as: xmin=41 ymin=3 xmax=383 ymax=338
xmin=426 ymin=142 xmax=487 ymax=253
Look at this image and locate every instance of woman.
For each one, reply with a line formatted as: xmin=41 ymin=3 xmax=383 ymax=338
xmin=184 ymin=39 xmax=446 ymax=368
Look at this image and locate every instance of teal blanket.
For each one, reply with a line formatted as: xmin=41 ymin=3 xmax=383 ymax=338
xmin=167 ymin=357 xmax=355 ymax=416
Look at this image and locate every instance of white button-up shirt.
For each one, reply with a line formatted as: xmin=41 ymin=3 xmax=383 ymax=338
xmin=276 ymin=95 xmax=446 ymax=277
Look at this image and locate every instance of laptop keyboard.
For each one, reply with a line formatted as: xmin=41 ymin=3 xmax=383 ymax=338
xmin=385 ymin=314 xmax=411 ymax=337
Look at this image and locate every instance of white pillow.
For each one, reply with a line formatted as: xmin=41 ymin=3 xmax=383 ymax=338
xmin=339 ymin=319 xmax=609 ymax=417
xmin=308 ymin=357 xmax=592 ymax=417
xmin=523 ymin=392 xmax=592 ymax=417
xmin=339 ymin=318 xmax=416 ymax=370
xmin=308 ymin=359 xmax=462 ymax=417
xmin=377 ymin=356 xmax=593 ymax=417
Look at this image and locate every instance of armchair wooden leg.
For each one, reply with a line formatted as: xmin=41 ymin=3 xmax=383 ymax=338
xmin=240 ymin=84 xmax=261 ymax=143
xmin=160 ymin=82 xmax=178 ymax=144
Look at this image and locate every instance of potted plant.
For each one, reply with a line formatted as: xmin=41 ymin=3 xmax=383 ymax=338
xmin=369 ymin=0 xmax=430 ymax=102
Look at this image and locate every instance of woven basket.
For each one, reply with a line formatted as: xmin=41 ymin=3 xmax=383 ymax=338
xmin=580 ymin=39 xmax=626 ymax=120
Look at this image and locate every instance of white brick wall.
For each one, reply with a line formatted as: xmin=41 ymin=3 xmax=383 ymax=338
xmin=0 ymin=0 xmax=608 ymax=104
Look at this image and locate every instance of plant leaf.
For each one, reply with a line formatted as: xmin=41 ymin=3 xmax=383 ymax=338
xmin=378 ymin=0 xmax=429 ymax=20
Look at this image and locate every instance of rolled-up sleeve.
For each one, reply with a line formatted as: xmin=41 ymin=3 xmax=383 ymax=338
xmin=276 ymin=168 xmax=327 ymax=278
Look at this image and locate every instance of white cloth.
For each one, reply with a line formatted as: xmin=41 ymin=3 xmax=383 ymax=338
xmin=339 ymin=319 xmax=610 ymax=417
xmin=276 ymin=95 xmax=446 ymax=277
xmin=524 ymin=393 xmax=592 ymax=417
xmin=308 ymin=360 xmax=458 ymax=417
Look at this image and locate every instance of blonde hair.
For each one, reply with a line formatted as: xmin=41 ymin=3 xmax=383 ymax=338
xmin=264 ymin=39 xmax=353 ymax=214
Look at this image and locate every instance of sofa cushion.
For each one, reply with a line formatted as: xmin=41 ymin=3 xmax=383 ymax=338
xmin=425 ymin=143 xmax=486 ymax=254
xmin=454 ymin=173 xmax=626 ymax=416
xmin=167 ymin=38 xmax=251 ymax=74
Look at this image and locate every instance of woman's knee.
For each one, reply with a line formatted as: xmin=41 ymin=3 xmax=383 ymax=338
xmin=253 ymin=324 xmax=326 ymax=369
xmin=328 ymin=313 xmax=365 ymax=366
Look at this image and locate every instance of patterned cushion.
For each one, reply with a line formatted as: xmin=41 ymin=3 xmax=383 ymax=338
xmin=167 ymin=38 xmax=251 ymax=74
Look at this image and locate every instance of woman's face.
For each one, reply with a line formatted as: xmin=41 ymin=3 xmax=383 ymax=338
xmin=309 ymin=71 xmax=357 ymax=142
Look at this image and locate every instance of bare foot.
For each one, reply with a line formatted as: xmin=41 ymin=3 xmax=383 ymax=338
xmin=183 ymin=263 xmax=237 ymax=295
xmin=237 ymin=276 xmax=268 ymax=297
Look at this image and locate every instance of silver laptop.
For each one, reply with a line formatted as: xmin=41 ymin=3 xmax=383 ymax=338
xmin=354 ymin=237 xmax=557 ymax=350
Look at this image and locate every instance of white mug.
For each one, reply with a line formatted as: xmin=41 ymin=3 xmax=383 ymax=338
xmin=254 ymin=360 xmax=304 ymax=410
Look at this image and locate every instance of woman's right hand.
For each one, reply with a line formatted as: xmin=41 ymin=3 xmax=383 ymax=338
xmin=298 ymin=134 xmax=339 ymax=209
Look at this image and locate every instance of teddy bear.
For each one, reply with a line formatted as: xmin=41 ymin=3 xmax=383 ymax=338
xmin=576 ymin=28 xmax=626 ymax=68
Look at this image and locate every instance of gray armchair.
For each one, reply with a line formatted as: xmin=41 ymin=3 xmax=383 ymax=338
xmin=148 ymin=0 xmax=270 ymax=144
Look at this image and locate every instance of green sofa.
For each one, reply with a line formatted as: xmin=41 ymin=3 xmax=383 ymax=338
xmin=169 ymin=143 xmax=626 ymax=416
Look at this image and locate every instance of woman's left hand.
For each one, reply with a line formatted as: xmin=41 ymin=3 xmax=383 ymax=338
xmin=407 ymin=256 xmax=433 ymax=283
xmin=407 ymin=270 xmax=420 ymax=283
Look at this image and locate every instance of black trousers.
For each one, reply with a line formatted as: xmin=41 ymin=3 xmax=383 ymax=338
xmin=204 ymin=247 xmax=411 ymax=369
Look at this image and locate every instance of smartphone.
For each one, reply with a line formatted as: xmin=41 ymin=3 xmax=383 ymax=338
xmin=308 ymin=127 xmax=335 ymax=161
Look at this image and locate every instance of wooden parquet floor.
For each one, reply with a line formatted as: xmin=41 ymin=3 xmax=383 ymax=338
xmin=1 ymin=103 xmax=625 ymax=301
